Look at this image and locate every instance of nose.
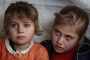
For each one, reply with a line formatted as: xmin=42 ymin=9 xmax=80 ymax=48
xmin=18 ymin=25 xmax=24 ymax=33
xmin=56 ymin=37 xmax=64 ymax=45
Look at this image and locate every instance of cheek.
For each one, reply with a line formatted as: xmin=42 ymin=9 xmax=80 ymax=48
xmin=52 ymin=32 xmax=57 ymax=44
xmin=26 ymin=28 xmax=35 ymax=37
xmin=8 ymin=29 xmax=16 ymax=36
xmin=8 ymin=29 xmax=15 ymax=35
xmin=28 ymin=31 xmax=35 ymax=37
xmin=65 ymin=41 xmax=78 ymax=50
xmin=26 ymin=32 xmax=35 ymax=41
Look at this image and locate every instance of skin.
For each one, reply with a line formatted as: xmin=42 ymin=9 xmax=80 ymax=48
xmin=8 ymin=18 xmax=35 ymax=51
xmin=52 ymin=24 xmax=80 ymax=53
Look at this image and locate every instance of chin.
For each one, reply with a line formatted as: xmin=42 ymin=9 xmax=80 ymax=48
xmin=54 ymin=49 xmax=64 ymax=53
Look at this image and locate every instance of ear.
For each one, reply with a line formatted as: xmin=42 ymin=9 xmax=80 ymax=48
xmin=78 ymin=35 xmax=85 ymax=44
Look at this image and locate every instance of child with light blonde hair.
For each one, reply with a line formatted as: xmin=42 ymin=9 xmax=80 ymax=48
xmin=41 ymin=5 xmax=90 ymax=60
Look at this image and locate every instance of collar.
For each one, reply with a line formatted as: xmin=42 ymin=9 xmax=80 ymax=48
xmin=5 ymin=38 xmax=34 ymax=54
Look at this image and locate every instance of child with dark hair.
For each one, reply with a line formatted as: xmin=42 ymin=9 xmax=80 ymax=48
xmin=0 ymin=1 xmax=49 ymax=60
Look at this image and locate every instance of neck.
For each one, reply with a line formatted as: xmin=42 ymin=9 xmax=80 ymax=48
xmin=13 ymin=42 xmax=31 ymax=52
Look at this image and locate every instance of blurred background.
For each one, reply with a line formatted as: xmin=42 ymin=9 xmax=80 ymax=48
xmin=0 ymin=0 xmax=90 ymax=42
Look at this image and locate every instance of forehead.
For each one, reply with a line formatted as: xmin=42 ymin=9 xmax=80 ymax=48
xmin=9 ymin=14 xmax=34 ymax=21
xmin=9 ymin=17 xmax=34 ymax=23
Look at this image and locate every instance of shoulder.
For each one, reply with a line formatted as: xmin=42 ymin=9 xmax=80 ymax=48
xmin=41 ymin=40 xmax=53 ymax=50
xmin=41 ymin=40 xmax=53 ymax=56
xmin=72 ymin=37 xmax=90 ymax=60
xmin=0 ymin=39 xmax=6 ymax=56
xmin=29 ymin=41 xmax=49 ymax=60
xmin=34 ymin=41 xmax=44 ymax=48
xmin=0 ymin=39 xmax=5 ymax=42
xmin=78 ymin=37 xmax=90 ymax=53
xmin=41 ymin=40 xmax=52 ymax=45
xmin=0 ymin=39 xmax=5 ymax=45
xmin=28 ymin=41 xmax=48 ymax=55
xmin=83 ymin=37 xmax=90 ymax=44
xmin=73 ymin=37 xmax=90 ymax=60
xmin=32 ymin=41 xmax=48 ymax=51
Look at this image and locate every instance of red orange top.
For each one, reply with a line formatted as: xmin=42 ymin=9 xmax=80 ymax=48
xmin=0 ymin=39 xmax=49 ymax=60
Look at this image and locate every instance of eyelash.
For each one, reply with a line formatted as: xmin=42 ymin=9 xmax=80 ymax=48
xmin=10 ymin=23 xmax=31 ymax=28
xmin=10 ymin=24 xmax=18 ymax=28
xmin=55 ymin=30 xmax=60 ymax=36
xmin=65 ymin=36 xmax=72 ymax=41
xmin=24 ymin=24 xmax=30 ymax=28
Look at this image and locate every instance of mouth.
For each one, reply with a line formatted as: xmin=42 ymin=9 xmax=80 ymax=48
xmin=55 ymin=45 xmax=64 ymax=51
xmin=17 ymin=36 xmax=26 ymax=39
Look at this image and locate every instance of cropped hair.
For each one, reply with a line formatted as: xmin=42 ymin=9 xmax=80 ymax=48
xmin=54 ymin=6 xmax=89 ymax=38
xmin=4 ymin=1 xmax=42 ymax=36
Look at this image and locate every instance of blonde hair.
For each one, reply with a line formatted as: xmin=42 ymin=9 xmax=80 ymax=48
xmin=54 ymin=6 xmax=89 ymax=39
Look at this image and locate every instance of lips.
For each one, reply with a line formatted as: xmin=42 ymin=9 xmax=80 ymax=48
xmin=55 ymin=45 xmax=64 ymax=51
xmin=17 ymin=36 xmax=26 ymax=39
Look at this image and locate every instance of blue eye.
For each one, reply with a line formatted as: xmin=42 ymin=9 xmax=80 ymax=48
xmin=10 ymin=23 xmax=18 ymax=28
xmin=24 ymin=24 xmax=30 ymax=28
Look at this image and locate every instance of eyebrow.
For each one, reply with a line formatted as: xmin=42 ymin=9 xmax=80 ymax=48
xmin=24 ymin=22 xmax=32 ymax=23
xmin=10 ymin=22 xmax=17 ymax=23
xmin=54 ymin=27 xmax=60 ymax=32
xmin=10 ymin=21 xmax=33 ymax=23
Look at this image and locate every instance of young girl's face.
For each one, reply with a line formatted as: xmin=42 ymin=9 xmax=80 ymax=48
xmin=52 ymin=24 xmax=79 ymax=53
xmin=8 ymin=18 xmax=35 ymax=45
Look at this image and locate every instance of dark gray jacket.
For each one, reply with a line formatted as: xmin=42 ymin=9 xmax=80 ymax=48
xmin=41 ymin=37 xmax=90 ymax=60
